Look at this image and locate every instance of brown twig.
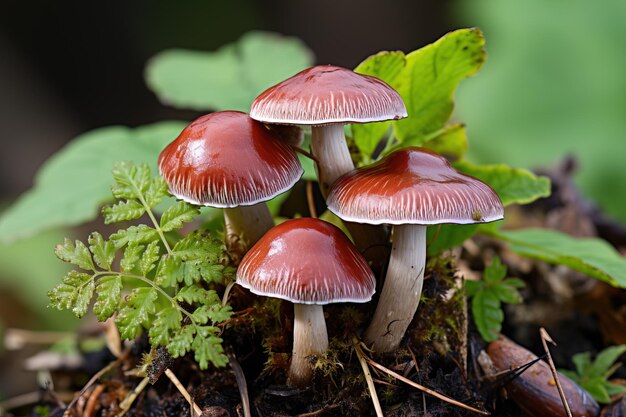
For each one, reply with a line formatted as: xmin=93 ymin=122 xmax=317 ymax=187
xmin=84 ymin=384 xmax=105 ymax=417
xmin=297 ymin=403 xmax=340 ymax=417
xmin=361 ymin=347 xmax=490 ymax=415
xmin=306 ymin=180 xmax=317 ymax=218
xmin=227 ymin=348 xmax=251 ymax=417
xmin=540 ymin=328 xmax=573 ymax=417
xmin=353 ymin=339 xmax=384 ymax=417
xmin=292 ymin=146 xmax=318 ymax=164
xmin=116 ymin=376 xmax=149 ymax=417
xmin=63 ymin=351 xmax=127 ymax=417
xmin=164 ymin=368 xmax=202 ymax=417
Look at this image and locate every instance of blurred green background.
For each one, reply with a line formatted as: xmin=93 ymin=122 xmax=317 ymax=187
xmin=0 ymin=0 xmax=624 ymax=399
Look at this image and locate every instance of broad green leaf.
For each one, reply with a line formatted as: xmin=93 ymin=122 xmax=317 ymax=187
xmin=582 ymin=378 xmax=611 ymax=404
xmin=93 ymin=275 xmax=122 ymax=321
xmin=159 ymin=201 xmax=199 ymax=232
xmin=420 ymin=123 xmax=468 ymax=161
xmin=353 ymin=51 xmax=406 ymax=158
xmin=454 ymin=161 xmax=551 ymax=206
xmin=492 ymin=228 xmax=626 ymax=288
xmin=590 ymin=345 xmax=626 ymax=378
xmin=572 ymin=352 xmax=592 ymax=377
xmin=484 ymin=257 xmax=506 ymax=284
xmin=492 ymin=283 xmax=523 ymax=304
xmin=88 ymin=232 xmax=116 ymax=270
xmin=145 ymin=31 xmax=314 ymax=112
xmin=55 ymin=239 xmax=95 ymax=271
xmin=427 ymin=224 xmax=479 ymax=256
xmin=471 ymin=289 xmax=502 ymax=342
xmin=394 ymin=29 xmax=486 ymax=144
xmin=0 ymin=122 xmax=186 ymax=243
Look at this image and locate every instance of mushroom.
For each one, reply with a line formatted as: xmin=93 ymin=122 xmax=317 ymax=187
xmin=158 ymin=111 xmax=303 ymax=247
xmin=236 ymin=217 xmax=375 ymax=387
xmin=250 ymin=65 xmax=406 ymax=194
xmin=327 ymin=147 xmax=504 ymax=353
xmin=250 ymin=65 xmax=407 ymax=265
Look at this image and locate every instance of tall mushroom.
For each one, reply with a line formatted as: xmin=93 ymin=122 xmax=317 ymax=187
xmin=236 ymin=218 xmax=375 ymax=387
xmin=158 ymin=111 xmax=303 ymax=247
xmin=250 ymin=65 xmax=407 ymax=194
xmin=327 ymin=147 xmax=504 ymax=353
xmin=250 ymin=65 xmax=407 ymax=264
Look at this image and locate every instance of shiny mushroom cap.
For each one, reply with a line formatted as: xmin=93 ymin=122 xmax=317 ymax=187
xmin=250 ymin=65 xmax=407 ymax=125
xmin=158 ymin=111 xmax=303 ymax=208
xmin=237 ymin=218 xmax=376 ymax=305
xmin=327 ymin=147 xmax=504 ymax=225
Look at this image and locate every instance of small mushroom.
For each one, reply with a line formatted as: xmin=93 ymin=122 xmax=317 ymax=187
xmin=327 ymin=147 xmax=504 ymax=353
xmin=236 ymin=218 xmax=375 ymax=387
xmin=158 ymin=111 xmax=303 ymax=247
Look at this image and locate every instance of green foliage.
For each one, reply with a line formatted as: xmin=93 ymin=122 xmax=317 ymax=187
xmin=48 ymin=162 xmax=234 ymax=369
xmin=145 ymin=31 xmax=314 ymax=112
xmin=457 ymin=0 xmax=626 ymax=222
xmin=353 ymin=28 xmax=485 ymax=161
xmin=491 ymin=228 xmax=626 ymax=289
xmin=426 ymin=163 xmax=549 ymax=255
xmin=0 ymin=122 xmax=189 ymax=243
xmin=454 ymin=161 xmax=551 ymax=206
xmin=465 ymin=257 xmax=525 ymax=341
xmin=560 ymin=345 xmax=626 ymax=403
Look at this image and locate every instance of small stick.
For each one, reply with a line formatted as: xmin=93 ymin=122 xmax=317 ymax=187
xmin=353 ymin=339 xmax=384 ymax=417
xmin=64 ymin=353 xmax=126 ymax=416
xmin=297 ymin=403 xmax=340 ymax=417
xmin=292 ymin=146 xmax=319 ymax=164
xmin=540 ymin=328 xmax=572 ymax=417
xmin=362 ymin=351 xmax=489 ymax=415
xmin=306 ymin=181 xmax=318 ymax=218
xmin=84 ymin=384 xmax=105 ymax=417
xmin=117 ymin=376 xmax=149 ymax=417
xmin=222 ymin=281 xmax=236 ymax=306
xmin=227 ymin=348 xmax=251 ymax=417
xmin=164 ymin=369 xmax=202 ymax=417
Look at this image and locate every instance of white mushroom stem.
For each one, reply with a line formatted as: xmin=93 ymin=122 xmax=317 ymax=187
xmin=364 ymin=224 xmax=426 ymax=353
xmin=223 ymin=203 xmax=274 ymax=248
xmin=288 ymin=304 xmax=329 ymax=387
xmin=311 ymin=124 xmax=389 ymax=266
xmin=310 ymin=124 xmax=354 ymax=195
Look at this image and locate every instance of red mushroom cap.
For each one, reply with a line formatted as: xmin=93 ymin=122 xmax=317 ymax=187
xmin=237 ymin=218 xmax=376 ymax=305
xmin=158 ymin=111 xmax=303 ymax=208
xmin=250 ymin=65 xmax=407 ymax=125
xmin=327 ymin=147 xmax=504 ymax=225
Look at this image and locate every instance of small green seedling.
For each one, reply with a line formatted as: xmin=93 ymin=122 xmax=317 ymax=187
xmin=49 ymin=162 xmax=235 ymax=368
xmin=465 ymin=256 xmax=525 ymax=342
xmin=560 ymin=345 xmax=626 ymax=403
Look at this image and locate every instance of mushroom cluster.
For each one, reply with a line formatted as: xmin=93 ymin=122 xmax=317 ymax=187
xmin=157 ymin=64 xmax=504 ymax=386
